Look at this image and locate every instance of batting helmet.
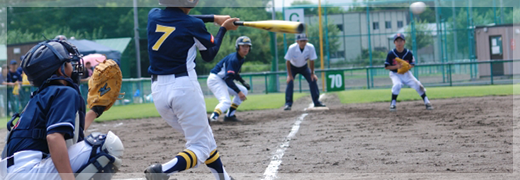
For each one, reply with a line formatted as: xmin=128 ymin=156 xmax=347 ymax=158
xmin=159 ymin=0 xmax=199 ymax=8
xmin=235 ymin=36 xmax=252 ymax=51
xmin=21 ymin=40 xmax=84 ymax=87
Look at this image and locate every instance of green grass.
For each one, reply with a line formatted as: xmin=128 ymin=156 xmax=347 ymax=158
xmin=336 ymin=84 xmax=519 ymax=104
xmin=0 ymin=93 xmax=307 ymax=127
xmin=1 ymin=84 xmax=518 ymax=128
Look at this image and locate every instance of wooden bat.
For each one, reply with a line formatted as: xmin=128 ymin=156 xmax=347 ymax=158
xmin=233 ymin=20 xmax=305 ymax=34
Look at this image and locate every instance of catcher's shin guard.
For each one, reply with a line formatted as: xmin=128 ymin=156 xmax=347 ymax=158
xmin=76 ymin=131 xmax=124 ymax=180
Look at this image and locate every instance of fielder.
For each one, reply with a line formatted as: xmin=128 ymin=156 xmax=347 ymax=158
xmin=385 ymin=33 xmax=433 ymax=111
xmin=284 ymin=34 xmax=326 ymax=111
xmin=207 ymin=36 xmax=252 ymax=122
xmin=145 ymin=0 xmax=238 ymax=180
xmin=0 ymin=40 xmax=124 ymax=180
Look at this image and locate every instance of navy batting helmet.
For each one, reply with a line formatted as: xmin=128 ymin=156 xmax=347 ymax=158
xmin=21 ymin=40 xmax=84 ymax=87
xmin=159 ymin=0 xmax=199 ymax=8
xmin=235 ymin=36 xmax=252 ymax=51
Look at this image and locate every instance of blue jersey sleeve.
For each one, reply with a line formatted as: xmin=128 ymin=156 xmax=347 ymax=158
xmin=46 ymin=88 xmax=81 ymax=139
xmin=223 ymin=58 xmax=242 ymax=93
xmin=191 ymin=19 xmax=227 ymax=62
xmin=385 ymin=51 xmax=395 ymax=67
xmin=191 ymin=15 xmax=214 ymax=23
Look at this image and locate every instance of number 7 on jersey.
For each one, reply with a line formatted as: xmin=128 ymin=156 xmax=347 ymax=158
xmin=152 ymin=24 xmax=176 ymax=51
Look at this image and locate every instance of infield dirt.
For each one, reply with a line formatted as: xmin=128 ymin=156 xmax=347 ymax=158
xmin=1 ymin=94 xmax=518 ymax=180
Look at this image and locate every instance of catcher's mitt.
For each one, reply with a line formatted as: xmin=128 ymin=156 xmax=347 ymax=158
xmin=395 ymin=57 xmax=412 ymax=74
xmin=87 ymin=59 xmax=124 ymax=117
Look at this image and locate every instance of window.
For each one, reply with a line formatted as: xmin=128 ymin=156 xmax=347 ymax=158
xmin=397 ymin=21 xmax=403 ymax=28
xmin=385 ymin=21 xmax=392 ymax=29
xmin=336 ymin=24 xmax=343 ymax=31
xmin=331 ymin=51 xmax=345 ymax=58
xmin=372 ymin=22 xmax=379 ymax=30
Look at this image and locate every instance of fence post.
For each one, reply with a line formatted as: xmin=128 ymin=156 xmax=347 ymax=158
xmin=299 ymin=74 xmax=302 ymax=93
xmin=264 ymin=73 xmax=268 ymax=94
xmin=448 ymin=63 xmax=452 ymax=86
xmin=490 ymin=61 xmax=494 ymax=85
xmin=366 ymin=68 xmax=370 ymax=89
xmin=249 ymin=75 xmax=253 ymax=93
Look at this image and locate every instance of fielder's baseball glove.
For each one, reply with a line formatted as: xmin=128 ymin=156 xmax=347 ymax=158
xmin=395 ymin=57 xmax=412 ymax=74
xmin=87 ymin=59 xmax=124 ymax=117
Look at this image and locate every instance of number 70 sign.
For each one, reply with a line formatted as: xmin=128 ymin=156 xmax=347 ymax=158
xmin=325 ymin=71 xmax=345 ymax=92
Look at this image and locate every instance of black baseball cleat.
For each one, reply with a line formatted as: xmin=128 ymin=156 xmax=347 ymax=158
xmin=389 ymin=105 xmax=396 ymax=111
xmin=144 ymin=163 xmax=169 ymax=180
xmin=314 ymin=103 xmax=326 ymax=107
xmin=425 ymin=103 xmax=433 ymax=110
xmin=224 ymin=115 xmax=242 ymax=122
xmin=283 ymin=105 xmax=291 ymax=111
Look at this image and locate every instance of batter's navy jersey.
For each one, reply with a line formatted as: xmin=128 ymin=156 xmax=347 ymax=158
xmin=5 ymin=85 xmax=85 ymax=157
xmin=385 ymin=48 xmax=415 ymax=73
xmin=210 ymin=52 xmax=244 ymax=80
xmin=147 ymin=7 xmax=216 ymax=75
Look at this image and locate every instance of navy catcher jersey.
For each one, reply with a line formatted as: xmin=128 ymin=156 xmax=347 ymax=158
xmin=385 ymin=48 xmax=415 ymax=73
xmin=5 ymin=85 xmax=85 ymax=157
xmin=147 ymin=7 xmax=216 ymax=75
xmin=210 ymin=52 xmax=244 ymax=80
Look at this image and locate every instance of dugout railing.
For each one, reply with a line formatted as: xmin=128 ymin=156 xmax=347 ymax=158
xmin=0 ymin=59 xmax=518 ymax=118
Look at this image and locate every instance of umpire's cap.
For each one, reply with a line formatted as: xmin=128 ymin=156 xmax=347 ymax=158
xmin=159 ymin=0 xmax=199 ymax=8
xmin=393 ymin=33 xmax=405 ymax=41
xmin=296 ymin=34 xmax=308 ymax=41
xmin=21 ymin=40 xmax=82 ymax=87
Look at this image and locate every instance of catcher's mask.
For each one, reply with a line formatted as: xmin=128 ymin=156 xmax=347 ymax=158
xmin=159 ymin=0 xmax=199 ymax=8
xmin=21 ymin=40 xmax=84 ymax=87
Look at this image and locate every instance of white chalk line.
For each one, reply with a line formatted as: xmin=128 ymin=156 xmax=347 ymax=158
xmin=263 ymin=93 xmax=327 ymax=180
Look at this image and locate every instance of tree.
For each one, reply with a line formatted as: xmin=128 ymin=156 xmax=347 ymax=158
xmin=403 ymin=19 xmax=433 ymax=52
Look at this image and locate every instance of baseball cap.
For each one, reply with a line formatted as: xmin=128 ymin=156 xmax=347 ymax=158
xmin=393 ymin=33 xmax=405 ymax=41
xmin=10 ymin=60 xmax=17 ymax=65
xmin=295 ymin=34 xmax=308 ymax=41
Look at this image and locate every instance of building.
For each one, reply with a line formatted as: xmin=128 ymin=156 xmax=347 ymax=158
xmin=304 ymin=10 xmax=410 ymax=63
xmin=475 ymin=24 xmax=519 ymax=77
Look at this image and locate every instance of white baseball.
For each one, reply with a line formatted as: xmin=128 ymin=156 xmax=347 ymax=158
xmin=410 ymin=2 xmax=426 ymax=15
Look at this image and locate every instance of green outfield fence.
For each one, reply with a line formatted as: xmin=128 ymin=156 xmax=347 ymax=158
xmin=0 ymin=59 xmax=518 ymax=118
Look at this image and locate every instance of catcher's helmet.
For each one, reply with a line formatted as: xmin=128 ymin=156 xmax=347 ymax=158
xmin=21 ymin=40 xmax=84 ymax=87
xmin=235 ymin=36 xmax=252 ymax=51
xmin=159 ymin=0 xmax=199 ymax=8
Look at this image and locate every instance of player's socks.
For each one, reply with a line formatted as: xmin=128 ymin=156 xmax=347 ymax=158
xmin=162 ymin=149 xmax=197 ymax=174
xmin=212 ymin=109 xmax=222 ymax=119
xmin=226 ymin=103 xmax=238 ymax=117
xmin=205 ymin=149 xmax=230 ymax=180
xmin=391 ymin=94 xmax=398 ymax=106
xmin=421 ymin=93 xmax=430 ymax=104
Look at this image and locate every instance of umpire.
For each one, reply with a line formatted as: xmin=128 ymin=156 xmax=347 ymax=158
xmin=283 ymin=34 xmax=325 ymax=110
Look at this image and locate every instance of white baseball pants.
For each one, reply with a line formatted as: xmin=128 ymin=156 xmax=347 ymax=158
xmin=207 ymin=73 xmax=248 ymax=113
xmin=389 ymin=71 xmax=425 ymax=96
xmin=151 ymin=70 xmax=217 ymax=165
xmin=0 ymin=141 xmax=92 ymax=180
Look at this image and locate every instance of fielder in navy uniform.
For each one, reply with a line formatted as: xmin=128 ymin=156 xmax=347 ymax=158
xmin=0 ymin=40 xmax=124 ymax=180
xmin=145 ymin=0 xmax=238 ymax=180
xmin=207 ymin=36 xmax=252 ymax=122
xmin=385 ymin=33 xmax=433 ymax=111
xmin=284 ymin=34 xmax=326 ymax=111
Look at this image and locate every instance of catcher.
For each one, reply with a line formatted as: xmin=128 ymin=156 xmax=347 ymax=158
xmin=384 ymin=33 xmax=433 ymax=111
xmin=1 ymin=40 xmax=124 ymax=180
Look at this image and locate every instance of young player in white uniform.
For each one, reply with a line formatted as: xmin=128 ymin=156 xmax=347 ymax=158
xmin=284 ymin=34 xmax=325 ymax=110
xmin=385 ymin=33 xmax=433 ymax=111
xmin=144 ymin=0 xmax=239 ymax=180
xmin=207 ymin=36 xmax=251 ymax=122
xmin=0 ymin=40 xmax=124 ymax=180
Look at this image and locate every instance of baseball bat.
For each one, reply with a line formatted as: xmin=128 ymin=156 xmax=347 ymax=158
xmin=233 ymin=20 xmax=305 ymax=34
